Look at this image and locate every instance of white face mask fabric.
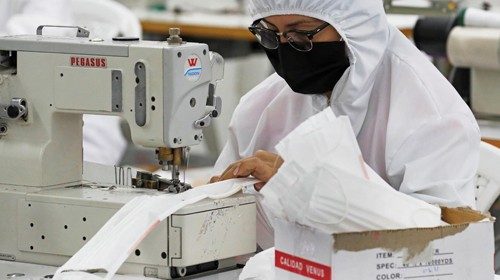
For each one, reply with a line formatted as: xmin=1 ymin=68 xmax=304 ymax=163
xmin=259 ymin=108 xmax=443 ymax=235
xmin=240 ymin=108 xmax=444 ymax=279
xmin=53 ymin=178 xmax=259 ymax=280
xmin=239 ymin=247 xmax=276 ymax=280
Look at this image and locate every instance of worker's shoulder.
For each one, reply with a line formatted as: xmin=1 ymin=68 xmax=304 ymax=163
xmin=234 ymin=73 xmax=292 ymax=115
xmin=384 ymin=36 xmax=469 ymax=118
xmin=239 ymin=73 xmax=288 ymax=103
xmin=385 ymin=38 xmax=443 ymax=89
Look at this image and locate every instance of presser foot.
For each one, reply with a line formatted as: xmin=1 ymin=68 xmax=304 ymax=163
xmin=158 ymin=178 xmax=192 ymax=193
xmin=132 ymin=171 xmax=192 ymax=194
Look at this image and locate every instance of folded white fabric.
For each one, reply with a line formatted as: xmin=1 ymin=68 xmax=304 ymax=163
xmin=53 ymin=178 xmax=258 ymax=280
xmin=260 ymin=108 xmax=443 ymax=234
xmin=239 ymin=248 xmax=275 ymax=280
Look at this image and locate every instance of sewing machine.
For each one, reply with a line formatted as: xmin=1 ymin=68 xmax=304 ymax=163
xmin=0 ymin=26 xmax=256 ymax=278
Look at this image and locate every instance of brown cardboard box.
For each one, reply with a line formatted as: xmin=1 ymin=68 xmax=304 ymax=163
xmin=274 ymin=207 xmax=495 ymax=280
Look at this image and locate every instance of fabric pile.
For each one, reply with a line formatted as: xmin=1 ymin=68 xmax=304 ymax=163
xmin=53 ymin=178 xmax=258 ymax=280
xmin=240 ymin=108 xmax=444 ymax=279
xmin=260 ymin=108 xmax=443 ymax=234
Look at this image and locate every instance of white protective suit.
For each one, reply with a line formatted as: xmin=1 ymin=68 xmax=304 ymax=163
xmin=0 ymin=0 xmax=127 ymax=165
xmin=214 ymin=0 xmax=480 ymax=248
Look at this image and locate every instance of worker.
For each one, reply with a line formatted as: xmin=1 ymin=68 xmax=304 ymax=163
xmin=0 ymin=0 xmax=127 ymax=166
xmin=211 ymin=0 xmax=480 ymax=248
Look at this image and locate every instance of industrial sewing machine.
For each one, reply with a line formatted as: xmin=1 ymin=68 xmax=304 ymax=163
xmin=0 ymin=26 xmax=256 ymax=278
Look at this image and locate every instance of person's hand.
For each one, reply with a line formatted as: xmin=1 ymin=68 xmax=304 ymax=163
xmin=210 ymin=150 xmax=284 ymax=191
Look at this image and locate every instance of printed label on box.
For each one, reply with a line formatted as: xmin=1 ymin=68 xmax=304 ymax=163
xmin=373 ymin=248 xmax=455 ymax=279
xmin=275 ymin=250 xmax=332 ymax=280
xmin=274 ymin=210 xmax=494 ymax=280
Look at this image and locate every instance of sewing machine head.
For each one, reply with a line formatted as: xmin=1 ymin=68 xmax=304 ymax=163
xmin=0 ymin=26 xmax=224 ymax=190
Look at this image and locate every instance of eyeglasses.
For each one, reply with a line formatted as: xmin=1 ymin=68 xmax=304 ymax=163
xmin=248 ymin=20 xmax=331 ymax=52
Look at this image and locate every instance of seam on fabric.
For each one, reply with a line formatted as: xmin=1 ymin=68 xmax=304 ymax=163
xmin=401 ymin=169 xmax=476 ymax=207
xmin=334 ymin=24 xmax=391 ymax=105
xmin=386 ymin=112 xmax=474 ymax=175
xmin=386 ymin=118 xmax=436 ymax=175
xmin=333 ymin=50 xmax=385 ymax=109
xmin=389 ymin=50 xmax=443 ymax=118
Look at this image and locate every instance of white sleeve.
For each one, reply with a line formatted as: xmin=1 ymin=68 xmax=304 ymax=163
xmin=212 ymin=131 xmax=240 ymax=175
xmin=387 ymin=114 xmax=480 ymax=208
xmin=83 ymin=115 xmax=127 ymax=166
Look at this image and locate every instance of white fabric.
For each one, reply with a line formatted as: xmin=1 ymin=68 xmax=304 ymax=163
xmin=83 ymin=115 xmax=127 ymax=166
xmin=71 ymin=0 xmax=142 ymax=39
xmin=475 ymin=142 xmax=500 ymax=212
xmin=239 ymin=247 xmax=275 ymax=280
xmin=0 ymin=0 xmax=73 ymax=36
xmin=214 ymin=0 xmax=480 ymax=248
xmin=260 ymin=108 xmax=443 ymax=234
xmin=53 ymin=178 xmax=258 ymax=280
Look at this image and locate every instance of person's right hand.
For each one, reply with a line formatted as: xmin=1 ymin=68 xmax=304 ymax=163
xmin=209 ymin=150 xmax=283 ymax=191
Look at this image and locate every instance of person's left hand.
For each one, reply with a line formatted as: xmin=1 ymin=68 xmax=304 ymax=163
xmin=210 ymin=150 xmax=284 ymax=191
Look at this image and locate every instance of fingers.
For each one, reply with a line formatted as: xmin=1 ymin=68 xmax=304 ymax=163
xmin=218 ymin=158 xmax=251 ymax=182
xmin=254 ymin=150 xmax=277 ymax=163
xmin=218 ymin=157 xmax=277 ymax=183
xmin=219 ymin=162 xmax=239 ymax=182
xmin=255 ymin=150 xmax=284 ymax=169
xmin=218 ymin=160 xmax=245 ymax=182
xmin=254 ymin=182 xmax=266 ymax=191
xmin=234 ymin=157 xmax=276 ymax=182
xmin=212 ymin=150 xmax=283 ymax=189
xmin=209 ymin=176 xmax=220 ymax=184
xmin=273 ymin=156 xmax=284 ymax=169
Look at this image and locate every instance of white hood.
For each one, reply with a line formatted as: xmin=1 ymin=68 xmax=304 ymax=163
xmin=249 ymin=0 xmax=390 ymax=134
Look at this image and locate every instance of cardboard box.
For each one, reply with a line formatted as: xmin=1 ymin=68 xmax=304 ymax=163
xmin=274 ymin=207 xmax=495 ymax=280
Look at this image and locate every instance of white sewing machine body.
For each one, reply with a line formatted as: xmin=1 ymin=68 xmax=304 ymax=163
xmin=0 ymin=186 xmax=255 ymax=278
xmin=0 ymin=30 xmax=256 ymax=278
xmin=0 ymin=31 xmax=220 ymax=187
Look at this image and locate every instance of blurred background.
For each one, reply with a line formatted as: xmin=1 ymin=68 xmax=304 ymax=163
xmin=2 ymin=0 xmax=500 ymax=271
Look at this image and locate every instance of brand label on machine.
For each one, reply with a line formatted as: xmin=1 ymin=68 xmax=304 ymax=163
xmin=184 ymin=54 xmax=202 ymax=81
xmin=70 ymin=56 xmax=107 ymax=68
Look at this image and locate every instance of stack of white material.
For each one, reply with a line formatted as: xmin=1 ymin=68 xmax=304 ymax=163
xmin=259 ymin=108 xmax=443 ymax=234
xmin=53 ymin=178 xmax=258 ymax=280
xmin=240 ymin=108 xmax=444 ymax=280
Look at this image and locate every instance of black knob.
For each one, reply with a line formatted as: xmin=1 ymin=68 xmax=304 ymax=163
xmin=112 ymin=37 xmax=139 ymax=41
xmin=7 ymin=105 xmax=20 ymax=119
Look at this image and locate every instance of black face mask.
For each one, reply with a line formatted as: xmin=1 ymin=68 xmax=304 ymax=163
xmin=264 ymin=42 xmax=350 ymax=95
